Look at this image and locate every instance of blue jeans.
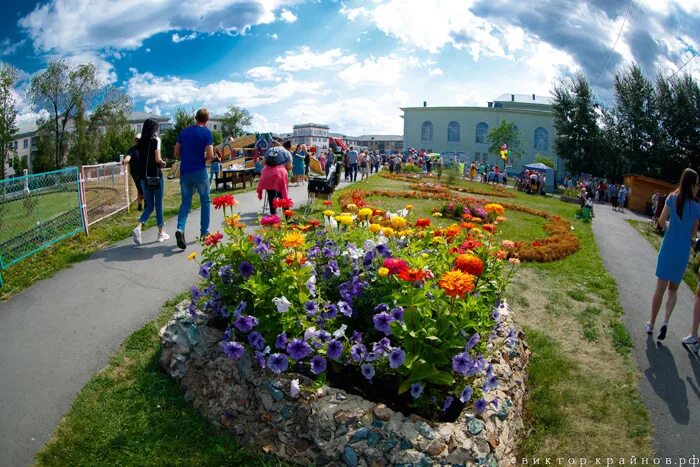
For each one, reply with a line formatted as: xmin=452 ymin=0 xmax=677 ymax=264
xmin=177 ymin=168 xmax=210 ymax=236
xmin=139 ymin=177 xmax=164 ymax=227
xmin=209 ymin=162 xmax=221 ymax=185
xmin=349 ymin=163 xmax=358 ymax=181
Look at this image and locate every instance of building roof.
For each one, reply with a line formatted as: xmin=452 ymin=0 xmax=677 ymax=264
xmin=355 ymin=135 xmax=403 ymax=142
xmin=128 ymin=111 xmax=170 ymax=123
xmin=14 ymin=121 xmax=39 ymax=137
xmin=493 ymin=94 xmax=553 ymax=105
xmin=293 ymin=123 xmax=330 ymax=129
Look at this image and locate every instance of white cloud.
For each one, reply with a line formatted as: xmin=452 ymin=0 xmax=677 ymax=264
xmin=428 ymin=68 xmax=444 ymax=77
xmin=340 ymin=54 xmax=423 ymax=86
xmin=266 ymin=33 xmax=279 ymax=40
xmin=246 ymin=66 xmax=280 ymax=81
xmin=60 ymin=51 xmax=118 ymax=84
xmin=275 ymin=47 xmax=357 ymax=72
xmin=172 ymin=32 xmax=198 ymax=43
xmin=339 ymin=5 xmax=369 ymax=21
xmin=280 ymin=9 xmax=298 ymax=22
xmin=0 ymin=38 xmax=26 ymax=56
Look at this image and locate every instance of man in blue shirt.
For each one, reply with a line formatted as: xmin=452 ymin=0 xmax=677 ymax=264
xmin=174 ymin=108 xmax=214 ymax=249
xmin=347 ymin=146 xmax=358 ymax=182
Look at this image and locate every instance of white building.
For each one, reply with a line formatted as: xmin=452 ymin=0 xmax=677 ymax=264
xmin=402 ymin=93 xmax=557 ymax=174
xmin=292 ymin=123 xmax=330 ymax=152
xmin=206 ymin=116 xmax=224 ymax=134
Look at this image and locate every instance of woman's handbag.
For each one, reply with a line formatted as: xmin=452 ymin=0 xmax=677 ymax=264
xmin=145 ymin=139 xmax=161 ymax=188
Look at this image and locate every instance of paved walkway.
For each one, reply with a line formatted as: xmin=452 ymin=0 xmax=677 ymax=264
xmin=0 ymin=177 xmax=357 ymax=467
xmin=590 ymin=203 xmax=700 ymax=458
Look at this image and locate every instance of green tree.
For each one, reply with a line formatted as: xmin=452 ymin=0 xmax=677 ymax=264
xmin=9 ymin=154 xmax=28 ymax=174
xmin=0 ymin=63 xmax=18 ymax=179
xmin=97 ymin=121 xmax=135 ymax=163
xmin=31 ymin=121 xmax=60 ymax=173
xmin=534 ymin=154 xmax=555 ymax=168
xmin=486 ymin=120 xmax=523 ymax=168
xmin=551 ymin=72 xmax=602 ymax=176
xmin=212 ymin=130 xmax=223 ymax=147
xmin=612 ymin=64 xmax=664 ymax=178
xmin=220 ymin=105 xmax=252 ymax=138
xmin=28 ymin=59 xmax=131 ymax=168
xmin=161 ymin=107 xmax=195 ymax=160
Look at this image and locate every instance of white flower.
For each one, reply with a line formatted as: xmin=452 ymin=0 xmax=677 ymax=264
xmin=290 ymin=379 xmax=300 ymax=398
xmin=397 ymin=208 xmax=409 ymax=217
xmin=363 ymin=239 xmax=376 ymax=251
xmin=304 ymin=326 xmax=317 ymax=341
xmin=346 ymin=243 xmax=364 ymax=260
xmin=333 ymin=324 xmax=348 ymax=339
xmin=272 ymin=295 xmax=291 ymax=313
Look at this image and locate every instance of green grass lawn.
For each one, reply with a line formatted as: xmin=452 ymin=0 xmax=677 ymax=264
xmin=0 ymin=176 xmax=249 ymax=303
xmin=34 ymin=172 xmax=652 ymax=464
xmin=0 ymin=191 xmax=78 ymax=243
xmin=627 ymin=219 xmax=699 ymax=291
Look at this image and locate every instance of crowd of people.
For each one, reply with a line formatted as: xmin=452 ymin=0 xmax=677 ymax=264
xmin=567 ymin=177 xmax=630 ymax=215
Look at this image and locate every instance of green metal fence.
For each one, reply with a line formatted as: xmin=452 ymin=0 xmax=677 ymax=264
xmin=0 ymin=167 xmax=84 ymax=287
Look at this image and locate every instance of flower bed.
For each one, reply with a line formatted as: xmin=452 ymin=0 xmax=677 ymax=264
xmin=379 ymin=173 xmax=516 ymax=198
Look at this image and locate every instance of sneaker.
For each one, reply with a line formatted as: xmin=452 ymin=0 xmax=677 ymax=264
xmin=157 ymin=232 xmax=170 ymax=243
xmin=681 ymin=334 xmax=698 ymax=345
xmin=137 ymin=203 xmax=143 ymax=211
xmin=175 ymin=230 xmax=186 ymax=250
xmin=645 ymin=322 xmax=653 ymax=334
xmin=658 ymin=324 xmax=667 ymax=340
xmin=133 ymin=227 xmax=142 ymax=246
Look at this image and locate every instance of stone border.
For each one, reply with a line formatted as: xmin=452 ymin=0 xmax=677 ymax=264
xmin=160 ymin=301 xmax=530 ymax=466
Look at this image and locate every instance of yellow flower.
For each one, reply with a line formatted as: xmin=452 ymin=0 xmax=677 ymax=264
xmin=345 ymin=203 xmax=358 ymax=211
xmin=431 ymin=236 xmax=447 ymax=245
xmin=417 ymin=230 xmax=427 ymax=238
xmin=369 ymin=223 xmax=382 ymax=233
xmin=381 ymin=227 xmax=395 ymax=237
xmin=484 ymin=203 xmax=506 ymax=215
xmin=187 ymin=252 xmax=198 ymax=261
xmin=398 ymin=229 xmax=414 ymax=237
xmin=390 ymin=216 xmax=407 ymax=229
xmin=335 ymin=215 xmax=354 ymax=226
xmin=323 ymin=210 xmax=335 ymax=217
xmin=421 ymin=253 xmax=429 ymax=259
xmin=281 ymin=231 xmax=306 ymax=248
xmin=378 ymin=267 xmax=390 ymax=277
xmin=406 ymin=204 xmax=414 ymax=210
xmin=359 ymin=208 xmax=374 ymax=219
xmin=432 ymin=212 xmax=443 ymax=217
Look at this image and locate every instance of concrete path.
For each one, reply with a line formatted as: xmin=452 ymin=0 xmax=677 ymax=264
xmin=0 ymin=176 xmax=357 ymax=467
xmin=591 ymin=203 xmax=700 ymax=459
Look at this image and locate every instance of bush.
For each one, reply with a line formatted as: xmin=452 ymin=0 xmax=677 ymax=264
xmin=189 ymin=198 xmax=519 ymax=421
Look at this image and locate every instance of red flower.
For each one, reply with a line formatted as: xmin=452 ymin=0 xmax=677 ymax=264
xmin=462 ymin=239 xmax=482 ymax=250
xmin=284 ymin=209 xmax=294 ymax=218
xmin=454 ymin=254 xmax=484 ymax=276
xmin=415 ymin=218 xmax=431 ymax=228
xmin=273 ymin=197 xmax=294 ymax=209
xmin=213 ymin=194 xmax=236 ymax=209
xmin=307 ymin=219 xmax=321 ymax=228
xmin=261 ymin=215 xmax=281 ymax=226
xmin=382 ymin=258 xmax=409 ymax=275
xmin=323 ymin=200 xmax=333 ymax=206
xmin=398 ymin=267 xmax=427 ymax=282
xmin=204 ymin=231 xmax=224 ymax=246
xmin=482 ymin=224 xmax=496 ymax=233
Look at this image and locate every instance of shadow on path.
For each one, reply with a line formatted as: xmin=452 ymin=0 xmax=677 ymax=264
xmin=644 ymin=337 xmax=689 ymax=424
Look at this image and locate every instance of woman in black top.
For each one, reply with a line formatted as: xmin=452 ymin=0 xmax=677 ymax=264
xmin=132 ymin=118 xmax=168 ymax=246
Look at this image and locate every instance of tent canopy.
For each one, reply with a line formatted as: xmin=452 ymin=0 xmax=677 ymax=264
xmin=523 ymin=162 xmax=551 ymax=172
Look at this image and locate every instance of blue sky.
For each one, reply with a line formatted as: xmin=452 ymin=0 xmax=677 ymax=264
xmin=1 ymin=0 xmax=699 ymax=135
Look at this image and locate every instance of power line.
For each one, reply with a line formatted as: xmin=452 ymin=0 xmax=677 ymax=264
xmin=668 ymin=53 xmax=698 ymax=80
xmin=593 ymin=0 xmax=635 ymax=89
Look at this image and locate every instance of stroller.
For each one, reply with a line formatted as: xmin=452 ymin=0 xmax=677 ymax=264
xmin=306 ymin=162 xmax=341 ymax=212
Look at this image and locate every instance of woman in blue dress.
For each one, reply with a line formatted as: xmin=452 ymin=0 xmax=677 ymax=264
xmin=292 ymin=144 xmax=306 ymax=186
xmin=647 ymin=168 xmax=700 ymax=341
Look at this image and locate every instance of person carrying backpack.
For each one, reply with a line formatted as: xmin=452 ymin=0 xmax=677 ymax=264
xmin=257 ymin=141 xmax=293 ymax=215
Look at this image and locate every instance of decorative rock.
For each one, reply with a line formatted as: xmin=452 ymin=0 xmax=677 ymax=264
xmin=372 ymin=403 xmax=393 ymax=421
xmin=281 ymin=406 xmax=292 ymax=420
xmin=343 ymin=446 xmax=359 ymax=466
xmin=467 ymin=418 xmax=485 ymax=435
xmin=367 ymin=430 xmax=385 ymax=447
xmin=399 ymin=438 xmax=412 ymax=450
xmin=425 ymin=439 xmax=446 ymax=456
xmin=335 ymin=424 xmax=348 ymax=437
xmin=383 ymin=438 xmax=398 ymax=454
xmin=336 ymin=392 xmax=348 ymax=401
xmin=415 ymin=421 xmax=435 ymax=440
xmin=371 ymin=419 xmax=383 ymax=428
xmin=497 ymin=404 xmax=509 ymax=420
xmin=350 ymin=427 xmax=370 ymax=443
xmin=260 ymin=392 xmax=274 ymax=411
xmin=265 ymin=382 xmax=284 ymax=402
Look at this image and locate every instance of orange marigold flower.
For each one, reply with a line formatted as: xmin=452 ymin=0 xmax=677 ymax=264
xmin=463 ymin=222 xmax=477 ymax=230
xmin=398 ymin=268 xmax=428 ymax=282
xmin=438 ymin=270 xmax=475 ymax=298
xmin=482 ymin=224 xmax=496 ymax=233
xmin=281 ymin=232 xmax=306 ymax=248
xmin=484 ymin=203 xmax=505 ymax=215
xmin=204 ymin=231 xmax=224 ymax=246
xmin=471 ymin=217 xmax=482 ymax=224
xmin=285 ymin=251 xmax=306 ymax=266
xmin=323 ymin=200 xmax=333 ymax=206
xmin=415 ymin=218 xmax=431 ymax=228
xmin=493 ymin=250 xmax=508 ymax=260
xmin=496 ymin=216 xmax=507 ymax=223
xmin=454 ymin=254 xmax=484 ymax=276
xmin=446 ymin=224 xmax=462 ymax=238
xmin=462 ymin=239 xmax=482 ymax=250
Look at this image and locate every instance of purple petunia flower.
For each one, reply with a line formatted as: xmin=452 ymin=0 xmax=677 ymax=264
xmin=482 ymin=375 xmax=498 ymax=393
xmin=328 ymin=260 xmax=340 ymax=276
xmin=255 ymin=351 xmax=266 ymax=368
xmin=248 ymin=331 xmax=266 ymax=351
xmin=372 ymin=337 xmax=392 ymax=356
xmin=310 ymin=355 xmax=327 ymax=375
xmin=491 ymin=309 xmax=501 ymax=322
xmin=376 ymin=244 xmax=391 ymax=258
xmin=187 ymin=301 xmax=197 ymax=317
xmin=322 ymin=246 xmax=337 ymax=258
xmin=316 ymin=330 xmax=331 ymax=343
xmin=410 ymin=383 xmax=424 ymax=399
xmin=475 ymin=398 xmax=488 ymax=413
xmin=361 ymin=363 xmax=375 ymax=381
xmin=218 ymin=265 xmax=234 ymax=283
xmin=267 ymin=353 xmax=289 ymax=373
xmin=466 ymin=333 xmax=480 ymax=350
xmin=390 ymin=306 xmax=404 ymax=322
xmin=275 ymin=332 xmax=288 ymax=350
xmin=389 ymin=348 xmax=406 ymax=369
xmin=286 ymin=339 xmax=312 ymax=360
xmin=506 ymin=326 xmax=518 ymax=346
xmin=223 ymin=325 xmax=232 ymax=342
xmin=238 ymin=261 xmax=255 ymax=280
xmin=443 ymin=396 xmax=454 ymax=412
xmin=304 ymin=301 xmax=319 ymax=316
xmin=233 ymin=301 xmax=247 ymax=317
xmin=234 ymin=314 xmax=258 ymax=333
xmin=324 ymin=303 xmax=339 ymax=319
xmin=374 ymin=303 xmax=389 ymax=313
xmin=373 ymin=312 xmax=394 ymax=335
xmin=307 ymin=275 xmax=317 ymax=297
xmin=351 ymin=330 xmax=363 ymax=343
xmin=459 ymin=386 xmax=474 ymax=403
xmin=365 ymin=352 xmax=378 ymax=362
xmin=191 ymin=285 xmax=203 ymax=301
xmin=452 ymin=352 xmax=474 ymax=375
xmin=306 ymin=246 xmax=321 ymax=258
xmin=338 ymin=301 xmax=352 ymax=317
xmin=363 ymin=250 xmax=376 ymax=267
xmin=199 ymin=261 xmax=215 ymax=279
xmin=326 ymin=339 xmax=343 ymax=360
xmin=350 ymin=343 xmax=367 ymax=363
xmin=220 ymin=340 xmax=245 ymax=360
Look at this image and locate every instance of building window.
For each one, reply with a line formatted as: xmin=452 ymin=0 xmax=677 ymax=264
xmin=213 ymin=124 xmax=217 ymax=130
xmin=534 ymin=127 xmax=548 ymax=151
xmin=23 ymin=139 xmax=28 ymax=149
xmin=475 ymin=122 xmax=488 ymax=144
xmin=421 ymin=121 xmax=433 ymax=142
xmin=447 ymin=121 xmax=460 ymax=142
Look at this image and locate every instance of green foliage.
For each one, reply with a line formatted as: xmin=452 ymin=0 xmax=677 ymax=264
xmin=534 ymin=154 xmax=555 ymax=168
xmin=28 ymin=59 xmax=132 ymax=169
xmin=446 ymin=165 xmax=459 ymax=185
xmin=0 ymin=62 xmax=18 ymax=179
xmin=486 ymin=120 xmax=523 ymax=163
xmin=220 ymin=105 xmax=252 ymax=138
xmin=212 ymin=130 xmax=223 ymax=147
xmin=161 ymin=107 xmax=194 ymax=160
xmin=9 ymin=154 xmax=27 ymax=174
xmin=97 ymin=123 xmax=136 ymax=163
